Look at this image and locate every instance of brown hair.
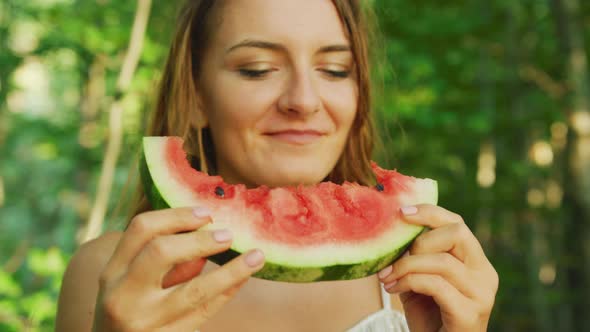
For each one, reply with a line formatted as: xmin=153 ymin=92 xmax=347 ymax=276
xmin=127 ymin=0 xmax=378 ymax=221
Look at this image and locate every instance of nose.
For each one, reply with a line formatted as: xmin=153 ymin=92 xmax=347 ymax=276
xmin=277 ymin=68 xmax=321 ymax=118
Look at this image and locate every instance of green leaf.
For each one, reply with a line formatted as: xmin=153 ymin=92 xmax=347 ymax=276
xmin=27 ymin=247 xmax=66 ymax=278
xmin=0 ymin=271 xmax=22 ymax=297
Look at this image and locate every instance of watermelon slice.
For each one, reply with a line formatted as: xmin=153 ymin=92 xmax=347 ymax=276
xmin=140 ymin=136 xmax=438 ymax=282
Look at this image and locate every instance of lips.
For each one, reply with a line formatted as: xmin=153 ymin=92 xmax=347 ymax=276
xmin=264 ymin=129 xmax=326 ymax=145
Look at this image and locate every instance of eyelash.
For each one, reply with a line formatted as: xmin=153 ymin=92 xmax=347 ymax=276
xmin=238 ymin=69 xmax=350 ymax=79
xmin=321 ymin=69 xmax=350 ymax=79
xmin=238 ymin=69 xmax=273 ymax=78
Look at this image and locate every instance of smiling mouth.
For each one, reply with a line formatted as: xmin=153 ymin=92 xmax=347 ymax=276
xmin=264 ymin=130 xmax=325 ymax=145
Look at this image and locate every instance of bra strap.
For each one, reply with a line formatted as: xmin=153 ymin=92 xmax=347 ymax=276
xmin=380 ymin=283 xmax=392 ymax=310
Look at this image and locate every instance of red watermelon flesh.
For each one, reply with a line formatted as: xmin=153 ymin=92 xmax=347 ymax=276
xmin=141 ymin=136 xmax=438 ymax=282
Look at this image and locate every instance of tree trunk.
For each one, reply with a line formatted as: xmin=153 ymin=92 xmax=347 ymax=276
xmin=550 ymin=0 xmax=590 ymax=330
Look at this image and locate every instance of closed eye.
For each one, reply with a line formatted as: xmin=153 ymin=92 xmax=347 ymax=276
xmin=320 ymin=69 xmax=351 ymax=79
xmin=238 ymin=68 xmax=273 ymax=79
xmin=238 ymin=68 xmax=350 ymax=79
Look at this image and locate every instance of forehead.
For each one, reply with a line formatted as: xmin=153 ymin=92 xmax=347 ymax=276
xmin=215 ymin=0 xmax=349 ymax=47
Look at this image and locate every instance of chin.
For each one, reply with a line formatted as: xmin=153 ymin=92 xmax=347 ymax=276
xmin=256 ymin=162 xmax=333 ymax=188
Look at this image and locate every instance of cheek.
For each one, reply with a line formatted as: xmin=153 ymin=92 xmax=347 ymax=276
xmin=206 ymin=74 xmax=275 ymax=128
xmin=321 ymin=81 xmax=358 ymax=129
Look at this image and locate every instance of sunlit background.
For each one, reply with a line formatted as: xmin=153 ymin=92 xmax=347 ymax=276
xmin=1 ymin=0 xmax=589 ymax=331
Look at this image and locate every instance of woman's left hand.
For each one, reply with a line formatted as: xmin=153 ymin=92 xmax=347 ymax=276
xmin=377 ymin=204 xmax=499 ymax=332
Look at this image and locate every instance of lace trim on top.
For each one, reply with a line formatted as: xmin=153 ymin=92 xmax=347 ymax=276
xmin=346 ymin=284 xmax=410 ymax=332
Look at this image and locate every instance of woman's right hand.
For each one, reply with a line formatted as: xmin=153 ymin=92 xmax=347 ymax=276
xmin=92 ymin=207 xmax=265 ymax=332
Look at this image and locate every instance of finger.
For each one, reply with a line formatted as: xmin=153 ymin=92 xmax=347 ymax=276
xmin=158 ymin=280 xmax=247 ymax=331
xmin=379 ymin=253 xmax=478 ymax=299
xmin=167 ymin=249 xmax=265 ymax=314
xmin=410 ymin=222 xmax=487 ymax=266
xmin=385 ymin=273 xmax=472 ymax=318
xmin=162 ymin=258 xmax=207 ymax=289
xmin=103 ymin=207 xmax=212 ymax=281
xmin=158 ymin=295 xmax=224 ymax=331
xmin=400 ymin=204 xmax=464 ymax=228
xmin=128 ymin=229 xmax=234 ymax=286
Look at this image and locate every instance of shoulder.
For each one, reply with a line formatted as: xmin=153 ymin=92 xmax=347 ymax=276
xmin=55 ymin=232 xmax=123 ymax=332
xmin=63 ymin=232 xmax=123 ymax=284
xmin=69 ymin=232 xmax=122 ymax=269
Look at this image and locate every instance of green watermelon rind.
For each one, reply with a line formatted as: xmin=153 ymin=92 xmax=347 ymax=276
xmin=139 ymin=139 xmax=437 ymax=283
xmin=208 ymin=232 xmax=423 ymax=282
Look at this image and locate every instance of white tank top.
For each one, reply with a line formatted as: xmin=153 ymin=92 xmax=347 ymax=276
xmin=196 ymin=283 xmax=409 ymax=332
xmin=346 ymin=284 xmax=410 ymax=332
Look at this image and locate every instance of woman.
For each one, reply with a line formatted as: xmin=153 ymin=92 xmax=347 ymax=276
xmin=56 ymin=0 xmax=499 ymax=331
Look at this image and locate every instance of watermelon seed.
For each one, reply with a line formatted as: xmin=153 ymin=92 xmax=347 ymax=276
xmin=376 ymin=183 xmax=384 ymax=192
xmin=215 ymin=186 xmax=225 ymax=197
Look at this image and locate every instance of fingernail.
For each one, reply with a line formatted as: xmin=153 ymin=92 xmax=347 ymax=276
xmin=384 ymin=280 xmax=397 ymax=291
xmin=400 ymin=206 xmax=418 ymax=216
xmin=245 ymin=249 xmax=265 ymax=267
xmin=378 ymin=266 xmax=393 ymax=279
xmin=213 ymin=229 xmax=232 ymax=242
xmin=193 ymin=206 xmax=211 ymax=218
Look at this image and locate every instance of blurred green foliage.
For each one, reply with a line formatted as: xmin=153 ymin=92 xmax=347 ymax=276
xmin=1 ymin=0 xmax=589 ymax=331
xmin=0 ymin=248 xmax=67 ymax=331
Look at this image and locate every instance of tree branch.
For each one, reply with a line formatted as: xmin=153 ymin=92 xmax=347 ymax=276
xmin=81 ymin=0 xmax=152 ymax=243
xmin=519 ymin=64 xmax=567 ymax=99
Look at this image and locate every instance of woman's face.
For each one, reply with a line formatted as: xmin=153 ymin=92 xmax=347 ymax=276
xmin=198 ymin=0 xmax=357 ymax=188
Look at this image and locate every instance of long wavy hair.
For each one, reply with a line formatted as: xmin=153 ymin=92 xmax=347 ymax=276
xmin=125 ymin=0 xmax=379 ymax=223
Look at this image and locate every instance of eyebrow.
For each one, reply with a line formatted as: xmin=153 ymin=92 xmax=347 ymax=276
xmin=225 ymin=39 xmax=351 ymax=54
